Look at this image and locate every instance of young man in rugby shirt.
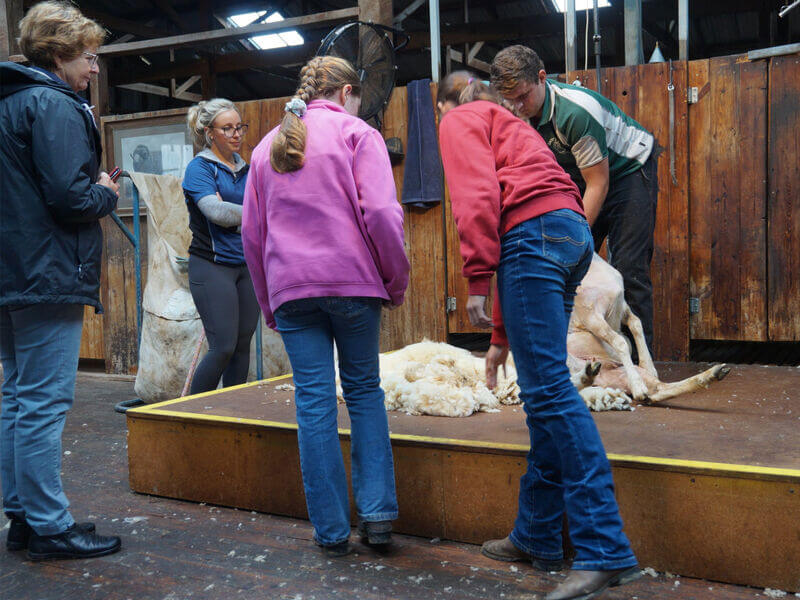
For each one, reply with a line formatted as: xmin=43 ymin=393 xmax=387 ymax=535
xmin=491 ymin=45 xmax=659 ymax=352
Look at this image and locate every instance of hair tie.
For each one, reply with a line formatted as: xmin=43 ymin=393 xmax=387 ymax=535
xmin=467 ymin=77 xmax=474 ymax=84
xmin=285 ymin=97 xmax=307 ymax=117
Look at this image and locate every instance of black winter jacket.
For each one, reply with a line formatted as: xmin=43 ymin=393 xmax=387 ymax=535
xmin=0 ymin=62 xmax=117 ymax=312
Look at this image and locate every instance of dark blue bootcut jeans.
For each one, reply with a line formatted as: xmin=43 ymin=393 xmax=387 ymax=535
xmin=274 ymin=297 xmax=398 ymax=547
xmin=498 ymin=210 xmax=637 ymax=571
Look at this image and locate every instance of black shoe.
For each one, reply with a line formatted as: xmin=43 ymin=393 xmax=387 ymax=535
xmin=27 ymin=524 xmax=121 ymax=561
xmin=6 ymin=518 xmax=96 ymax=551
xmin=357 ymin=520 xmax=392 ymax=545
xmin=320 ymin=541 xmax=352 ymax=557
xmin=545 ymin=566 xmax=642 ymax=600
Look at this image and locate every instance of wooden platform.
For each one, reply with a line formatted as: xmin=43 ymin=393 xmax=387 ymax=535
xmin=127 ymin=362 xmax=800 ymax=592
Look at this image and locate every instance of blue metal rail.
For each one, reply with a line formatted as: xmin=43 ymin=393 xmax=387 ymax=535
xmin=108 ymin=172 xmax=142 ymax=349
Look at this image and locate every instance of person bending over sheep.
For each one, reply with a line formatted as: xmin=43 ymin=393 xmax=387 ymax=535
xmin=436 ymin=71 xmax=641 ymax=600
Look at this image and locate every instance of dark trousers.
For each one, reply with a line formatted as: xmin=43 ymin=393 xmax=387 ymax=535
xmin=591 ymin=154 xmax=658 ymax=351
xmin=188 ymin=255 xmax=260 ymax=393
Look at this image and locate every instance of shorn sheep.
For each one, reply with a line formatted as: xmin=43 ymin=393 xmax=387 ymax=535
xmin=336 ymin=340 xmax=613 ymax=417
xmin=332 ymin=257 xmax=731 ymax=418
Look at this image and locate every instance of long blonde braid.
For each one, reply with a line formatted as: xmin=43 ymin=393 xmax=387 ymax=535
xmin=270 ymin=56 xmax=361 ymax=173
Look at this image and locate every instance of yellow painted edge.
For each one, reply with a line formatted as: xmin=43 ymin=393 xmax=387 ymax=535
xmin=126 ymin=373 xmax=293 ymax=413
xmin=128 ymin=408 xmax=800 ymax=479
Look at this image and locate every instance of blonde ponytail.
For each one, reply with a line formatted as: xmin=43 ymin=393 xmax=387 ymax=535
xmin=270 ymin=56 xmax=361 ymax=173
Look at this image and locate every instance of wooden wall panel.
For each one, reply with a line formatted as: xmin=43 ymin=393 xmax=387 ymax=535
xmin=380 ymin=85 xmax=448 ymax=350
xmin=688 ymin=56 xmax=768 ymax=342
xmin=79 ymin=306 xmax=105 ymax=360
xmin=234 ymin=99 xmax=264 ymax=163
xmin=101 ymin=214 xmax=148 ymax=374
xmin=767 ymin=54 xmax=800 ymax=341
xmin=633 ymin=61 xmax=690 ymax=361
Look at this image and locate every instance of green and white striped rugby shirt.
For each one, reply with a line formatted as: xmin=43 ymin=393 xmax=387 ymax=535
xmin=535 ymin=80 xmax=654 ymax=184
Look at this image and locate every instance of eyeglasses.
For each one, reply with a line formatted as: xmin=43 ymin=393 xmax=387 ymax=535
xmin=83 ymin=51 xmax=99 ymax=67
xmin=214 ymin=124 xmax=249 ymax=138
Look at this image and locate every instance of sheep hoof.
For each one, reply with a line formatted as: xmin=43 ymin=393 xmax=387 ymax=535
xmin=589 ymin=361 xmax=602 ymax=377
xmin=714 ymin=365 xmax=731 ymax=380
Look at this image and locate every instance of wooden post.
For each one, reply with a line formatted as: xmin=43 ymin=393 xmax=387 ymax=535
xmin=0 ymin=0 xmax=23 ymax=61
xmin=89 ymin=56 xmax=110 ymax=125
xmin=200 ymin=59 xmax=217 ymax=98
xmin=359 ymin=0 xmax=392 ymax=26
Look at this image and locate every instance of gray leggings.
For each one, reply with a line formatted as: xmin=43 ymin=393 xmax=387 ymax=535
xmin=188 ymin=254 xmax=260 ymax=394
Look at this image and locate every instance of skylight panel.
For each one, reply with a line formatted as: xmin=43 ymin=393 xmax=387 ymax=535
xmin=551 ymin=0 xmax=611 ymax=12
xmin=227 ymin=11 xmax=304 ymax=50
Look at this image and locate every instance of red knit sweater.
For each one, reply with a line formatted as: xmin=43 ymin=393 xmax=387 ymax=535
xmin=438 ymin=100 xmax=584 ymax=345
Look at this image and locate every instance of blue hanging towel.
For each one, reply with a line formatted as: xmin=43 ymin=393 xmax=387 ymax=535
xmin=401 ymin=79 xmax=444 ymax=209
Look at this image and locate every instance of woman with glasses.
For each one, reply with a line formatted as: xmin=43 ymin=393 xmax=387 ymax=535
xmin=183 ymin=99 xmax=260 ymax=393
xmin=1 ymin=1 xmax=121 ymax=559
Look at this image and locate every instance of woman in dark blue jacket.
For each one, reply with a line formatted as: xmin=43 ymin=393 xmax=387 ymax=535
xmin=183 ymin=99 xmax=260 ymax=394
xmin=0 ymin=1 xmax=121 ymax=560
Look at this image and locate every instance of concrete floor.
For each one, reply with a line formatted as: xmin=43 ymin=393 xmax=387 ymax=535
xmin=0 ymin=370 xmax=785 ymax=600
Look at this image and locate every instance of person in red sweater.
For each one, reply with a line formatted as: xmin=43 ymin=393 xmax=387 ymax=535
xmin=437 ymin=72 xmax=640 ymax=600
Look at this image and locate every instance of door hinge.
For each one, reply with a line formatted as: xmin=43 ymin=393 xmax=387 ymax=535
xmin=689 ymin=297 xmax=700 ymax=315
xmin=687 ymin=87 xmax=699 ymax=104
xmin=446 ymin=297 xmax=457 ymax=313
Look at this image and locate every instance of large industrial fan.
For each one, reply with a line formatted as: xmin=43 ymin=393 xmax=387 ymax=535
xmin=317 ymin=21 xmax=408 ymax=133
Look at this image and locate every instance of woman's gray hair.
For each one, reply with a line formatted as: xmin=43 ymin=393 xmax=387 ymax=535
xmin=186 ymin=98 xmax=238 ymax=148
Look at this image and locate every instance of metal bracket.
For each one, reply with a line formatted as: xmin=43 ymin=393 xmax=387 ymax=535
xmin=446 ymin=297 xmax=457 ymax=313
xmin=687 ymin=87 xmax=699 ymax=104
xmin=689 ymin=297 xmax=700 ymax=315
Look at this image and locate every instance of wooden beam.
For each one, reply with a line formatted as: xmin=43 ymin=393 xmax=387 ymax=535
xmin=145 ymin=0 xmax=188 ymax=32
xmin=80 ymin=7 xmax=174 ymax=40
xmin=447 ymin=47 xmax=490 ymax=73
xmin=0 ymin=0 xmax=23 ymax=61
xmin=359 ymin=0 xmax=392 ymax=27
xmin=174 ymin=75 xmax=201 ymax=96
xmin=110 ymin=44 xmax=315 ymax=85
xmin=97 ymin=7 xmax=359 ymax=57
xmin=394 ymin=0 xmax=427 ymax=27
xmin=118 ymin=82 xmax=202 ymax=102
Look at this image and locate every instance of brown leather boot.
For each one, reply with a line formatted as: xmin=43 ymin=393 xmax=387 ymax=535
xmin=545 ymin=566 xmax=642 ymax=600
xmin=481 ymin=536 xmax=564 ymax=571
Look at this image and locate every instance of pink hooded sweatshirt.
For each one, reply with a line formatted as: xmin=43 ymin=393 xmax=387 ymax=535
xmin=242 ymin=99 xmax=410 ymax=329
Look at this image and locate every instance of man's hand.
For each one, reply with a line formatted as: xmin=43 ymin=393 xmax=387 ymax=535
xmin=485 ymin=344 xmax=509 ymax=390
xmin=467 ymin=295 xmax=493 ymax=329
xmin=97 ymin=172 xmax=120 ymax=196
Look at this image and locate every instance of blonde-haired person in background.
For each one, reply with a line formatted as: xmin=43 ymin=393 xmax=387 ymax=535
xmin=182 ymin=99 xmax=260 ymax=394
xmin=242 ymin=56 xmax=409 ymax=557
xmin=0 ymin=1 xmax=121 ymax=560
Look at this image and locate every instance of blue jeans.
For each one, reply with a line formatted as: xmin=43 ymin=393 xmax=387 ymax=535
xmin=274 ymin=297 xmax=398 ymax=546
xmin=498 ymin=210 xmax=637 ymax=571
xmin=0 ymin=303 xmax=84 ymax=536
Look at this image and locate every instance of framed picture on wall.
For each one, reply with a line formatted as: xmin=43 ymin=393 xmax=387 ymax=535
xmin=102 ymin=109 xmax=195 ymax=215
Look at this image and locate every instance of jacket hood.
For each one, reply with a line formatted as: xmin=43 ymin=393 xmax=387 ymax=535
xmin=0 ymin=61 xmax=82 ymax=102
xmin=197 ymin=148 xmax=248 ymax=174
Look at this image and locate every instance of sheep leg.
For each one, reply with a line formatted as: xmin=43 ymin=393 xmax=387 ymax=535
xmin=622 ymin=303 xmax=658 ymax=378
xmin=647 ymin=364 xmax=731 ymax=403
xmin=583 ymin=310 xmax=650 ymax=402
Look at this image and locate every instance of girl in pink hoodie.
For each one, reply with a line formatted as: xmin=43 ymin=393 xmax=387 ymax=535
xmin=242 ymin=56 xmax=409 ymax=557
